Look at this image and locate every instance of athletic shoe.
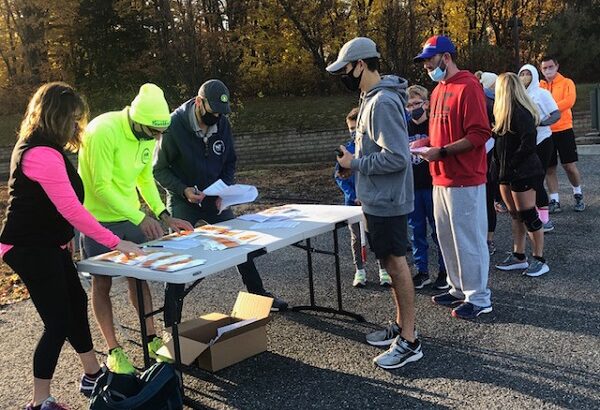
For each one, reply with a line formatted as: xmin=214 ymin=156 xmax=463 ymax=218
xmin=262 ymin=292 xmax=289 ymax=312
xmin=79 ymin=368 xmax=105 ymax=397
xmin=147 ymin=336 xmax=173 ymax=363
xmin=543 ymin=220 xmax=555 ymax=233
xmin=523 ymin=259 xmax=550 ymax=277
xmin=574 ymin=194 xmax=585 ymax=212
xmin=366 ymin=321 xmax=400 ymax=346
xmin=107 ymin=347 xmax=135 ymax=375
xmin=26 ymin=396 xmax=70 ymax=410
xmin=495 ymin=253 xmax=528 ymax=271
xmin=487 ymin=240 xmax=496 ymax=255
xmin=451 ymin=302 xmax=493 ymax=320
xmin=431 ymin=292 xmax=463 ymax=307
xmin=412 ymin=272 xmax=431 ymax=289
xmin=379 ymin=269 xmax=392 ymax=287
xmin=434 ymin=271 xmax=450 ymax=290
xmin=353 ymin=268 xmax=367 ymax=287
xmin=548 ymin=199 xmax=561 ymax=214
xmin=373 ymin=336 xmax=423 ymax=369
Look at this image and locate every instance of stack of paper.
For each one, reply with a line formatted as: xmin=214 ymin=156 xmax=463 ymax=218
xmin=209 ymin=318 xmax=258 ymax=345
xmin=93 ymin=250 xmax=206 ymax=272
xmin=203 ymin=179 xmax=258 ymax=212
xmin=239 ymin=205 xmax=303 ymax=223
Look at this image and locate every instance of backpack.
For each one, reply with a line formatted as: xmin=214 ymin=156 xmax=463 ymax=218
xmin=89 ymin=362 xmax=183 ymax=410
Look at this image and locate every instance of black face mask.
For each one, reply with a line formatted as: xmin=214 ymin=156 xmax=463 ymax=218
xmin=410 ymin=107 xmax=425 ymax=121
xmin=340 ymin=62 xmax=363 ymax=92
xmin=201 ymin=101 xmax=220 ymax=126
xmin=131 ymin=124 xmax=154 ymax=141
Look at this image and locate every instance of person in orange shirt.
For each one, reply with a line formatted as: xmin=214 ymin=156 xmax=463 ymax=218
xmin=539 ymin=56 xmax=585 ymax=213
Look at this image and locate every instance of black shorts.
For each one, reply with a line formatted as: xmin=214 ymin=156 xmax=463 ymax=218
xmin=549 ymin=128 xmax=578 ymax=166
xmin=501 ymin=175 xmax=543 ymax=193
xmin=363 ymin=213 xmax=408 ymax=259
xmin=536 ymin=137 xmax=554 ymax=172
xmin=81 ymin=221 xmax=146 ymax=259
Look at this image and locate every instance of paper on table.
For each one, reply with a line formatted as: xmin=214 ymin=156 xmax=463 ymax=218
xmin=210 ymin=318 xmax=258 ymax=345
xmin=152 ymin=238 xmax=200 ymax=250
xmin=238 ymin=206 xmax=303 ymax=222
xmin=202 ymin=179 xmax=258 ymax=212
xmin=410 ymin=146 xmax=431 ymax=154
xmin=250 ymin=220 xmax=300 ymax=230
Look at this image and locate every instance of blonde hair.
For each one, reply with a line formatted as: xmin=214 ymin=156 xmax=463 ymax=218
xmin=19 ymin=82 xmax=89 ymax=152
xmin=493 ymin=72 xmax=539 ymax=136
xmin=407 ymin=85 xmax=428 ymax=100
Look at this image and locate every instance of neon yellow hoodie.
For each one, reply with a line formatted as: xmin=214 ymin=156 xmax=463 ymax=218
xmin=78 ymin=108 xmax=166 ymax=225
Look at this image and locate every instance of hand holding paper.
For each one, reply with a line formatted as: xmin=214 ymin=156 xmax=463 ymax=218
xmin=202 ymin=179 xmax=258 ymax=212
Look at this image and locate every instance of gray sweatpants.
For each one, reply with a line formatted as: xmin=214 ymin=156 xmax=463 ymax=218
xmin=433 ymin=185 xmax=491 ymax=307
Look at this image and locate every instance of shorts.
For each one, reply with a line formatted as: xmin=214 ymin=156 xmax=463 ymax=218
xmin=536 ymin=137 xmax=554 ymax=172
xmin=80 ymin=220 xmax=146 ymax=259
xmin=363 ymin=213 xmax=408 ymax=260
xmin=501 ymin=175 xmax=543 ymax=193
xmin=549 ymin=128 xmax=578 ymax=166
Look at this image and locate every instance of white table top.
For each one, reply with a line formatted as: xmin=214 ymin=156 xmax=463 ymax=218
xmin=77 ymin=204 xmax=363 ymax=284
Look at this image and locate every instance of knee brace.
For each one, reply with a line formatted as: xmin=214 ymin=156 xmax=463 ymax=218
xmin=519 ymin=208 xmax=543 ymax=232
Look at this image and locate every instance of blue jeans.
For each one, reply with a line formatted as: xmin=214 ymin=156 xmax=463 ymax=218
xmin=408 ymin=188 xmax=445 ymax=274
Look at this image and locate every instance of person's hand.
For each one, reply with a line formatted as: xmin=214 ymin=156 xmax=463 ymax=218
xmin=409 ymin=137 xmax=430 ymax=149
xmin=354 ymin=199 xmax=361 ymax=205
xmin=336 ymin=168 xmax=352 ymax=179
xmin=115 ymin=239 xmax=145 ymax=256
xmin=337 ymin=145 xmax=353 ymax=169
xmin=165 ymin=216 xmax=194 ymax=233
xmin=139 ymin=216 xmax=164 ymax=240
xmin=215 ymin=197 xmax=225 ymax=215
xmin=419 ymin=147 xmax=442 ymax=162
xmin=183 ymin=187 xmax=206 ymax=204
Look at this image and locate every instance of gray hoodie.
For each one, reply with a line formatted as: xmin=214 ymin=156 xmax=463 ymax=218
xmin=350 ymin=75 xmax=414 ymax=217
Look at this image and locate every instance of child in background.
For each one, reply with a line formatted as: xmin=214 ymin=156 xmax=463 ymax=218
xmin=334 ymin=107 xmax=390 ymax=287
xmin=406 ymin=85 xmax=447 ymax=290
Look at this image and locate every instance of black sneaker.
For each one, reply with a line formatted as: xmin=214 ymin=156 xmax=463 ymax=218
xmin=487 ymin=240 xmax=496 ymax=255
xmin=548 ymin=199 xmax=561 ymax=214
xmin=434 ymin=271 xmax=450 ymax=290
xmin=262 ymin=292 xmax=288 ymax=312
xmin=451 ymin=302 xmax=492 ymax=320
xmin=413 ymin=272 xmax=431 ymax=289
xmin=79 ymin=367 xmax=105 ymax=397
xmin=574 ymin=194 xmax=585 ymax=212
xmin=432 ymin=292 xmax=463 ymax=307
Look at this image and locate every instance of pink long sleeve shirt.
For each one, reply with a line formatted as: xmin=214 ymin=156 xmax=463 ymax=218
xmin=1 ymin=147 xmax=120 ymax=257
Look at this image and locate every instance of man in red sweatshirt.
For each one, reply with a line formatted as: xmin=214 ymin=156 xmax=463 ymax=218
xmin=412 ymin=35 xmax=492 ymax=320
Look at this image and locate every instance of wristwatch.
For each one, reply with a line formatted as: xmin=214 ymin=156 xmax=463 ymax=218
xmin=159 ymin=210 xmax=171 ymax=220
xmin=439 ymin=146 xmax=448 ymax=158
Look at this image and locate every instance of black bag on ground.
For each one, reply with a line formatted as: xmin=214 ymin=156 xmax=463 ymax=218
xmin=89 ymin=362 xmax=183 ymax=410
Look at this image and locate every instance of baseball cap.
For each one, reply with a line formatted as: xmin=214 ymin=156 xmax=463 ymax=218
xmin=413 ymin=35 xmax=457 ymax=62
xmin=198 ymin=80 xmax=231 ymax=114
xmin=326 ymin=37 xmax=381 ymax=73
xmin=129 ymin=83 xmax=171 ymax=128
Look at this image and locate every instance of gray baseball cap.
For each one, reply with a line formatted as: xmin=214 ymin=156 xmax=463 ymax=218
xmin=326 ymin=37 xmax=381 ymax=74
xmin=198 ymin=79 xmax=231 ymax=114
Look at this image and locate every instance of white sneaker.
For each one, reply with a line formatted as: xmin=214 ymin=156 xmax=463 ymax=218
xmin=353 ymin=269 xmax=367 ymax=287
xmin=379 ymin=269 xmax=392 ymax=286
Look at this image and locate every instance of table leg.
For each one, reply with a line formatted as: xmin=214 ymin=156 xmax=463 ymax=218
xmin=135 ymin=279 xmax=151 ymax=368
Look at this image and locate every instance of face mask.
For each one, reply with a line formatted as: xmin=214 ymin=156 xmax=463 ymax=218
xmin=130 ymin=123 xmax=154 ymax=141
xmin=542 ymin=66 xmax=557 ymax=80
xmin=349 ymin=130 xmax=356 ymax=139
xmin=200 ymin=100 xmax=220 ymax=126
xmin=519 ymin=72 xmax=532 ymax=88
xmin=341 ymin=63 xmax=363 ymax=91
xmin=428 ymin=57 xmax=447 ymax=82
xmin=410 ymin=107 xmax=425 ymax=121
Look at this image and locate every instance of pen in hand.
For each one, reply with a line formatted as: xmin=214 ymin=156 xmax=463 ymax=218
xmin=194 ymin=185 xmax=202 ymax=208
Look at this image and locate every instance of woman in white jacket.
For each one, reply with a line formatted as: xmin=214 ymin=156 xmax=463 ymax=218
xmin=518 ymin=64 xmax=561 ymax=232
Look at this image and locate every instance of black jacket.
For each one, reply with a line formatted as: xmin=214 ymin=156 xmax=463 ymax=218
xmin=494 ymin=103 xmax=543 ymax=183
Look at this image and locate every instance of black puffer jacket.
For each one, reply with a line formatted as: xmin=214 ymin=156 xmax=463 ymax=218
xmin=494 ymin=103 xmax=543 ymax=183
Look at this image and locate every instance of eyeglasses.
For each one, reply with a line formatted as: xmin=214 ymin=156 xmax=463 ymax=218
xmin=142 ymin=125 xmax=168 ymax=137
xmin=406 ymin=101 xmax=425 ymax=109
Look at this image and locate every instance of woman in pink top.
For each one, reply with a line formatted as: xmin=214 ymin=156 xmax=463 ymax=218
xmin=0 ymin=82 xmax=142 ymax=410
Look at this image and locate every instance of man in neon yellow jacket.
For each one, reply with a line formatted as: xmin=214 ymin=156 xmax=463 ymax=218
xmin=78 ymin=84 xmax=193 ymax=374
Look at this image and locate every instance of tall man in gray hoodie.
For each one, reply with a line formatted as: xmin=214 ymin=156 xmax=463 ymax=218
xmin=328 ymin=37 xmax=422 ymax=369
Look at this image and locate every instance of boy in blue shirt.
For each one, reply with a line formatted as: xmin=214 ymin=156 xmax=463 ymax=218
xmin=406 ymin=85 xmax=447 ymax=290
xmin=335 ymin=107 xmax=390 ymax=287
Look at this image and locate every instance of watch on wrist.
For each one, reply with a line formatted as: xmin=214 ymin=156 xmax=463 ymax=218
xmin=159 ymin=210 xmax=171 ymax=220
xmin=440 ymin=146 xmax=448 ymax=158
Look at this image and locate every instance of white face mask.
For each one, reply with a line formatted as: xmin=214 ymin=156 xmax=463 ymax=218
xmin=542 ymin=66 xmax=558 ymax=80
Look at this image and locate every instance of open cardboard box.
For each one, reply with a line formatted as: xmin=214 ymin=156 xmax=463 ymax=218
xmin=157 ymin=292 xmax=273 ymax=372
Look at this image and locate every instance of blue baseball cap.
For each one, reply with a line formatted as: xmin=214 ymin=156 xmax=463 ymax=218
xmin=413 ymin=35 xmax=457 ymax=62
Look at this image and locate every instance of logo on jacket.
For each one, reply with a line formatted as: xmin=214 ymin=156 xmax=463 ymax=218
xmin=213 ymin=140 xmax=225 ymax=155
xmin=141 ymin=147 xmax=151 ymax=164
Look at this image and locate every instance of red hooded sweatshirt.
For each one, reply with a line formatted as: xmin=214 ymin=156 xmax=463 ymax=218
xmin=429 ymin=70 xmax=490 ymax=187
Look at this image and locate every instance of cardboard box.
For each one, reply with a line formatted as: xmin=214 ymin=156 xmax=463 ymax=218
xmin=157 ymin=292 xmax=273 ymax=372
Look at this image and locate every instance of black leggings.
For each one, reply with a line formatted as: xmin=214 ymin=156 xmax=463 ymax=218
xmin=3 ymin=246 xmax=93 ymax=379
xmin=535 ymin=137 xmax=554 ymax=207
xmin=486 ymin=151 xmax=498 ymax=233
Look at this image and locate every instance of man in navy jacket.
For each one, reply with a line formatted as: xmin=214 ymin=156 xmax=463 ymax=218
xmin=154 ymin=79 xmax=288 ymax=311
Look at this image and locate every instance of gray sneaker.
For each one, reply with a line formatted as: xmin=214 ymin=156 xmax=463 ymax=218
xmin=366 ymin=321 xmax=400 ymax=346
xmin=543 ymin=220 xmax=555 ymax=233
xmin=574 ymin=194 xmax=585 ymax=212
xmin=495 ymin=253 xmax=528 ymax=271
xmin=373 ymin=336 xmax=423 ymax=369
xmin=523 ymin=259 xmax=549 ymax=277
xmin=548 ymin=199 xmax=561 ymax=214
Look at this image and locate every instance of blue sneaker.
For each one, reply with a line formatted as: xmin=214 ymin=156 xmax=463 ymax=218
xmin=451 ymin=302 xmax=492 ymax=320
xmin=431 ymin=292 xmax=463 ymax=307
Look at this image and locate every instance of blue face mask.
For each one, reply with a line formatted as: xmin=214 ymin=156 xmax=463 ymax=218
xmin=349 ymin=130 xmax=356 ymax=139
xmin=428 ymin=57 xmax=447 ymax=82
